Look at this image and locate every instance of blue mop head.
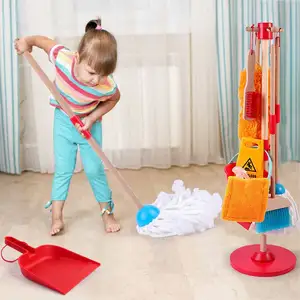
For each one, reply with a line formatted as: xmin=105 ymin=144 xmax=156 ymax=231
xmin=255 ymin=207 xmax=292 ymax=233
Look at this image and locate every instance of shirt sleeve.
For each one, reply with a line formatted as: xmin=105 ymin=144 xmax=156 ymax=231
xmin=48 ymin=44 xmax=70 ymax=65
xmin=107 ymin=74 xmax=118 ymax=94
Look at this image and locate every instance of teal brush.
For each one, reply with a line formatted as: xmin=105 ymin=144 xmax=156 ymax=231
xmin=255 ymin=207 xmax=292 ymax=234
xmin=255 ymin=183 xmax=300 ymax=234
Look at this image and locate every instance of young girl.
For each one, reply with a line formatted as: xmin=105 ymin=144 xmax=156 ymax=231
xmin=14 ymin=18 xmax=121 ymax=235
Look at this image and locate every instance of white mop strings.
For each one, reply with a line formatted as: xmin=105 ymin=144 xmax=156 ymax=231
xmin=136 ymin=180 xmax=222 ymax=238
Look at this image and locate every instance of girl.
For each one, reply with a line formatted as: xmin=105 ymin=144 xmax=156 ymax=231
xmin=14 ymin=18 xmax=121 ymax=235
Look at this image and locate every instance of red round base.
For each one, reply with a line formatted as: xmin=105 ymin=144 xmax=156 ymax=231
xmin=230 ymin=244 xmax=296 ymax=277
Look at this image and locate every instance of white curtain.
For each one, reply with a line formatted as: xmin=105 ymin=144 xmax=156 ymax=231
xmin=18 ymin=0 xmax=222 ymax=173
xmin=0 ymin=0 xmax=20 ymax=174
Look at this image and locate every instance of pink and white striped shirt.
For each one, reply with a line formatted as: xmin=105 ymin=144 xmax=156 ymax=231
xmin=49 ymin=44 xmax=117 ymax=116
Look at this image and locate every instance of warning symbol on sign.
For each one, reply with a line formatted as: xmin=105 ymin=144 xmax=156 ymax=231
xmin=242 ymin=158 xmax=256 ymax=172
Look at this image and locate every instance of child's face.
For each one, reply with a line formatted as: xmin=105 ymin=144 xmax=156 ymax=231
xmin=74 ymin=55 xmax=107 ymax=87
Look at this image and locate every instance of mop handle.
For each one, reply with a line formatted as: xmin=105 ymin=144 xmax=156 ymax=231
xmin=23 ymin=52 xmax=143 ymax=209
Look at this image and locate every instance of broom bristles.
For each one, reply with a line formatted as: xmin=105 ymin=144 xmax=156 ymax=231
xmin=255 ymin=207 xmax=292 ymax=234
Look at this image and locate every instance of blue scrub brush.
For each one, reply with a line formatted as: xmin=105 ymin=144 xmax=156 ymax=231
xmin=256 ymin=207 xmax=292 ymax=233
xmin=255 ymin=183 xmax=292 ymax=233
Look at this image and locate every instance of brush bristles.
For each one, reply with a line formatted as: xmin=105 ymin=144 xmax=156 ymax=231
xmin=244 ymin=91 xmax=258 ymax=119
xmin=255 ymin=207 xmax=291 ymax=233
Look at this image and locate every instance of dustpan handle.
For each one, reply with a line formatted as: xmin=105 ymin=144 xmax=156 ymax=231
xmin=4 ymin=236 xmax=35 ymax=254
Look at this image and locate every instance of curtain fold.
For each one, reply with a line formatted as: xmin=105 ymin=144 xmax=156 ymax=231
xmin=190 ymin=0 xmax=223 ymax=165
xmin=0 ymin=0 xmax=20 ymax=174
xmin=216 ymin=0 xmax=300 ymax=163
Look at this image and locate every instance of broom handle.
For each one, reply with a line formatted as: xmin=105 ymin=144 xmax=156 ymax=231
xmin=275 ymin=36 xmax=280 ymax=183
xmin=261 ymin=40 xmax=269 ymax=166
xmin=23 ymin=52 xmax=143 ymax=209
xmin=270 ymin=44 xmax=276 ymax=198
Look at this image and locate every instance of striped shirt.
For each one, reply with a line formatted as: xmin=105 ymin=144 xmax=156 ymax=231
xmin=49 ymin=44 xmax=117 ymax=116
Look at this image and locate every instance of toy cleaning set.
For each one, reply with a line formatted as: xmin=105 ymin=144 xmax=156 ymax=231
xmin=222 ymin=22 xmax=299 ymax=277
xmin=1 ymin=21 xmax=299 ymax=295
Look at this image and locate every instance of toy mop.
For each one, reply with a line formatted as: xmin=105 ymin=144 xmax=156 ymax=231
xmin=23 ymin=52 xmax=222 ymax=238
xmin=136 ymin=180 xmax=222 ymax=238
xmin=222 ymin=22 xmax=299 ymax=277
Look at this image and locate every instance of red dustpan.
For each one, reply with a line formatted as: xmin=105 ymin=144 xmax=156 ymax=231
xmin=1 ymin=236 xmax=100 ymax=295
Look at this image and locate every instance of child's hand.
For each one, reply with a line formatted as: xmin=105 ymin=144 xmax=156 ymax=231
xmin=75 ymin=116 xmax=96 ymax=134
xmin=82 ymin=115 xmax=96 ymax=131
xmin=14 ymin=37 xmax=32 ymax=55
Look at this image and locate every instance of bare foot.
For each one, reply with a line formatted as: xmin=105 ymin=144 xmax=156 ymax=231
xmin=51 ymin=217 xmax=64 ymax=236
xmin=50 ymin=200 xmax=65 ymax=236
xmin=102 ymin=213 xmax=121 ymax=233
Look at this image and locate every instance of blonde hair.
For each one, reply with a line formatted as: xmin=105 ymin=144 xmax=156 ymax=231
xmin=77 ymin=18 xmax=117 ymax=76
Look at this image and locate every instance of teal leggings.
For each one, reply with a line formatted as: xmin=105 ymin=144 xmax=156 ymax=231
xmin=49 ymin=108 xmax=112 ymax=205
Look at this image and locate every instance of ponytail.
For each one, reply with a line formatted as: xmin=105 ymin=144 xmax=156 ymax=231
xmin=85 ymin=17 xmax=102 ymax=32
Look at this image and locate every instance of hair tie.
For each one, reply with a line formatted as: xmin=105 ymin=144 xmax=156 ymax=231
xmin=96 ymin=24 xmax=102 ymax=30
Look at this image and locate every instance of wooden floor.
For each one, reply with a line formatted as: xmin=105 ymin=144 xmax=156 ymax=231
xmin=1 ymin=163 xmax=300 ymax=299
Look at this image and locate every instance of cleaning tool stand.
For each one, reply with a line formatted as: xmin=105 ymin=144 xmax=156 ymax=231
xmin=230 ymin=235 xmax=296 ymax=277
xmin=223 ymin=22 xmax=297 ymax=277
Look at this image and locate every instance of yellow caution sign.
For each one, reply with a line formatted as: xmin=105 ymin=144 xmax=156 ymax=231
xmin=236 ymin=137 xmax=264 ymax=178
